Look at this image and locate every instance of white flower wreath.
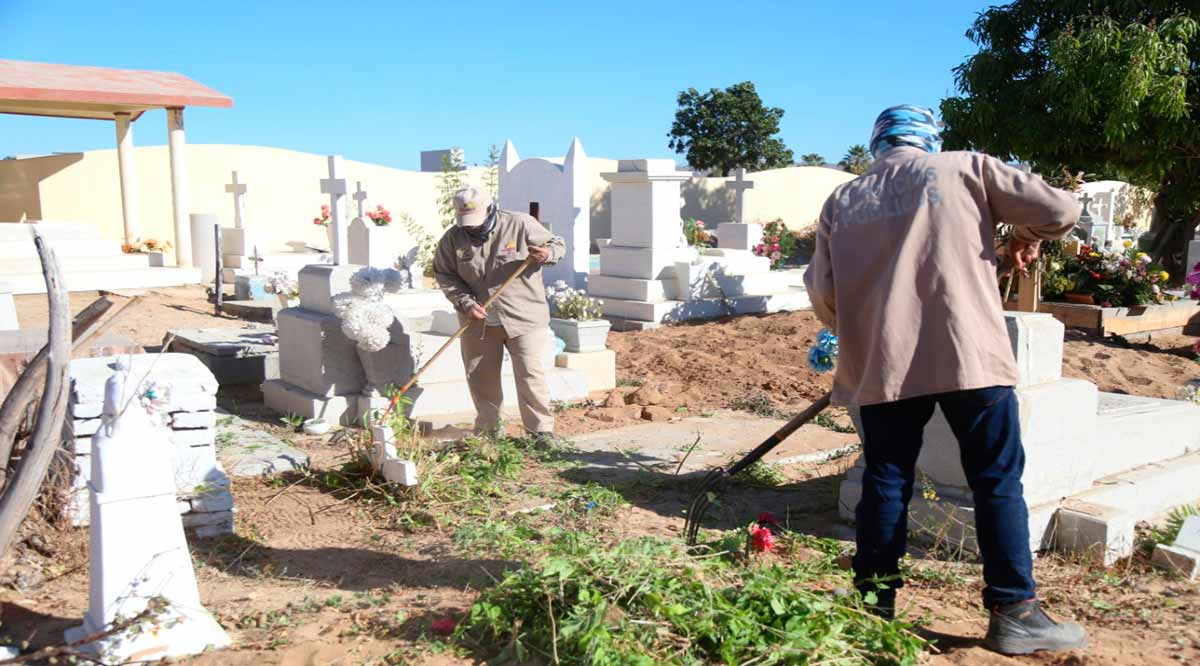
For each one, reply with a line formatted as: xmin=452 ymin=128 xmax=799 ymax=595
xmin=332 ymin=267 xmax=408 ymax=352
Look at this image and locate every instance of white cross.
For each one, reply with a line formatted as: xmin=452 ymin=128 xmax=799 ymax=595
xmin=729 ymin=168 xmax=755 ymax=224
xmin=224 ymin=171 xmax=248 ymax=229
xmin=352 ymin=181 xmax=369 ymax=220
xmin=320 ymin=155 xmax=349 ymax=264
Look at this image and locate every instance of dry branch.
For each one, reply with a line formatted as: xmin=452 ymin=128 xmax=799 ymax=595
xmin=0 ymin=229 xmax=72 ymax=558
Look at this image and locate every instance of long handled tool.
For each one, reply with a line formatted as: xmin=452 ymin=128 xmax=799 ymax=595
xmin=684 ymin=392 xmax=832 ymax=545
xmin=378 ymin=255 xmax=537 ymax=421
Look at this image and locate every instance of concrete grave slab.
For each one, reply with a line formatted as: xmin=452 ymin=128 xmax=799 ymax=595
xmin=214 ymin=413 xmax=310 ymax=476
xmin=168 ymin=327 xmax=280 ymax=386
xmin=276 ymin=307 xmax=365 ymax=396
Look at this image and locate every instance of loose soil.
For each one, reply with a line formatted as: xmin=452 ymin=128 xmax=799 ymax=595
xmin=2 ymin=286 xmax=1197 ymax=664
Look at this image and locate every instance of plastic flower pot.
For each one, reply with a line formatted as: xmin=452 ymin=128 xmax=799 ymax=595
xmin=302 ymin=418 xmax=331 ymax=435
xmin=549 ymin=317 xmax=610 ymax=353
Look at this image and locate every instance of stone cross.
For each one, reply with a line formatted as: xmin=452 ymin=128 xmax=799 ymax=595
xmin=352 ymin=181 xmax=369 ymax=220
xmin=729 ymin=168 xmax=755 ymax=225
xmin=224 ymin=171 xmax=248 ymax=229
xmin=1079 ymin=192 xmax=1094 ymax=221
xmin=320 ymin=155 xmax=349 ymax=264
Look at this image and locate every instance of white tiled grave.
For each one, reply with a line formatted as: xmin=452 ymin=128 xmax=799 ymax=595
xmin=66 ymin=354 xmax=233 ymax=538
xmin=838 ymin=312 xmax=1200 ymax=564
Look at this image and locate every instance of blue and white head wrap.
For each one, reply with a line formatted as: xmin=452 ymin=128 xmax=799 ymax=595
xmin=869 ymin=105 xmax=943 ymax=159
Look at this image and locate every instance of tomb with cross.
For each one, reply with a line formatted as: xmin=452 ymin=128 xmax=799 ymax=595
xmin=715 ymin=168 xmax=761 ymax=251
xmin=321 ymin=155 xmax=350 ymax=265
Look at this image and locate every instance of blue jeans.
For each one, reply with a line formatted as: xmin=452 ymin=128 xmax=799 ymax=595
xmin=854 ymin=386 xmax=1036 ymax=608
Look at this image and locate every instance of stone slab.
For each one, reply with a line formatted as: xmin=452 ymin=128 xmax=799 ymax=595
xmin=587 ymin=274 xmax=669 ymax=303
xmin=221 ymin=226 xmax=259 ymax=257
xmin=299 ymin=263 xmax=363 ymax=315
xmin=599 ymin=245 xmax=696 ymax=280
xmin=70 ymin=354 xmax=217 ymax=417
xmin=217 ymin=299 xmax=278 ymax=324
xmin=276 ymin=307 xmax=365 ymax=396
xmin=169 ymin=326 xmax=280 ymax=385
xmin=214 ymin=413 xmax=310 ymax=476
xmin=556 ymin=350 xmax=616 ymax=392
xmin=1052 ymin=503 xmax=1137 ymax=565
xmin=171 ymin=411 xmax=217 ymax=430
xmin=1092 ymin=393 xmax=1200 ymax=479
xmin=262 ymin=379 xmax=354 ymax=424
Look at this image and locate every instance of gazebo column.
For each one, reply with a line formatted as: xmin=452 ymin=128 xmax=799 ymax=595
xmin=166 ymin=107 xmax=192 ymax=267
xmin=113 ymin=112 xmax=141 ymax=244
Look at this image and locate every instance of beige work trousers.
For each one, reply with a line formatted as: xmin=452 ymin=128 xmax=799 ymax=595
xmin=459 ymin=324 xmax=554 ymax=434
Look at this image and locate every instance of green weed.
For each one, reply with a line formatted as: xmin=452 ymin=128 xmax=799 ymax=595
xmin=732 ymin=460 xmax=788 ymax=487
xmin=1141 ymin=504 xmax=1200 ymax=553
xmin=729 ymin=392 xmax=783 ymax=418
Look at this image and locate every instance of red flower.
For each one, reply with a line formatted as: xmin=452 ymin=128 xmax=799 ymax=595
xmin=749 ymin=524 xmax=774 ymax=553
xmin=431 ymin=615 xmax=457 ymax=636
xmin=757 ymin=511 xmax=779 ymax=526
xmin=771 ymin=236 xmax=780 ymax=242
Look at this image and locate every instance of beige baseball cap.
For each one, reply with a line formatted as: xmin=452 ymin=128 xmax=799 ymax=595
xmin=453 ymin=187 xmax=494 ymax=227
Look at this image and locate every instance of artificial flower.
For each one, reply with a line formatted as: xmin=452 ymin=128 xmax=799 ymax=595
xmin=431 ymin=616 xmax=458 ymax=636
xmin=749 ymin=524 xmax=774 ymax=553
xmin=757 ymin=511 xmax=779 ymax=526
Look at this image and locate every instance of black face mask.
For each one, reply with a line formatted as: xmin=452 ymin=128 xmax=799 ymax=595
xmin=463 ymin=207 xmax=497 ymax=240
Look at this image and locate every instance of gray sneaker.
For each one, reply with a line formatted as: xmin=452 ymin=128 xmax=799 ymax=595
xmin=983 ymin=599 xmax=1087 ymax=655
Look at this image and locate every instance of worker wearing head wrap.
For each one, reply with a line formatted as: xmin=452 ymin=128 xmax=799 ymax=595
xmin=804 ymin=105 xmax=1087 ymax=654
xmin=432 ymin=187 xmax=565 ymax=440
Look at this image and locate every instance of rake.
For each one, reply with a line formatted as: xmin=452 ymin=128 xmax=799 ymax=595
xmin=683 ymin=392 xmax=832 ymax=546
xmin=377 ymin=255 xmax=537 ymax=422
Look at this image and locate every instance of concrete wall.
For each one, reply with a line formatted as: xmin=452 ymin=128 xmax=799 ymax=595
xmin=0 ymin=144 xmax=854 ymax=257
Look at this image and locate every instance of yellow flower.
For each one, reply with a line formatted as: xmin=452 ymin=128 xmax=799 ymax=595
xmin=1123 ymin=240 xmax=1133 ymax=248
xmin=1136 ymin=252 xmax=1149 ymax=260
xmin=1159 ymin=271 xmax=1170 ymax=281
xmin=1089 ymin=252 xmax=1100 ymax=258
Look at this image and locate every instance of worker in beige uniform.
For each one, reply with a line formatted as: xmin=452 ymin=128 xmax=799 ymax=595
xmin=433 ymin=187 xmax=565 ymax=440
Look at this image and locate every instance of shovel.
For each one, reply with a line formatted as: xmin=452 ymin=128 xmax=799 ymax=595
xmin=377 ymin=255 xmax=537 ymax=422
xmin=683 ymin=392 xmax=832 ymax=545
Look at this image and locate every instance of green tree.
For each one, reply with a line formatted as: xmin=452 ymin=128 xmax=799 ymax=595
xmin=436 ymin=150 xmax=467 ymax=230
xmin=840 ymin=145 xmax=872 ymax=175
xmin=799 ymin=153 xmax=826 ymax=167
xmin=667 ymin=81 xmax=793 ymax=176
xmin=483 ymin=144 xmax=500 ymax=199
xmin=941 ymin=1 xmax=1200 ymax=278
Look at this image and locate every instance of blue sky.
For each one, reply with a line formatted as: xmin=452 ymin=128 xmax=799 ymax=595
xmin=1 ymin=0 xmax=997 ymax=169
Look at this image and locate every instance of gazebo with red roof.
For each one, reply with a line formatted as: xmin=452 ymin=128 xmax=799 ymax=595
xmin=0 ymin=60 xmax=233 ymax=267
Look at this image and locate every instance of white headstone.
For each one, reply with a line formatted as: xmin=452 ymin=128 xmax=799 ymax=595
xmin=717 ymin=222 xmax=763 ymax=251
xmin=352 ymin=181 xmax=369 ymax=220
xmin=728 ymin=168 xmax=755 ymax=225
xmin=64 ymin=360 xmax=230 ymax=661
xmin=224 ymin=171 xmax=248 ymax=229
xmin=497 ymin=138 xmax=592 ymax=289
xmin=348 ymin=217 xmax=393 ymax=268
xmin=320 ymin=155 xmax=350 ymax=265
xmin=601 ymin=159 xmax=691 ymax=250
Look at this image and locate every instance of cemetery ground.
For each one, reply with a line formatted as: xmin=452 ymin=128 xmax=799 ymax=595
xmin=2 ymin=286 xmax=1198 ymax=665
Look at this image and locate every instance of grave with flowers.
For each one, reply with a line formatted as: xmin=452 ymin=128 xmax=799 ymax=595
xmin=1005 ymin=239 xmax=1200 ymax=337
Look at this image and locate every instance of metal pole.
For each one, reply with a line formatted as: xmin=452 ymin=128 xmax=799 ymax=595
xmin=214 ymin=224 xmax=224 ymax=315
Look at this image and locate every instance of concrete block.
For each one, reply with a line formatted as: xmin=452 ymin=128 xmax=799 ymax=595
xmin=672 ymin=257 xmax=774 ymax=300
xmin=70 ymin=354 xmax=217 ymax=411
xmin=73 ymin=418 xmax=101 ymax=437
xmin=172 ymin=444 xmax=229 ymax=492
xmin=1092 ymin=393 xmax=1200 ymax=479
xmin=182 ymin=509 xmax=234 ymax=529
xmin=382 ymin=459 xmax=418 ymax=486
xmin=599 ymin=245 xmax=696 ymax=280
xmin=717 ymin=223 xmax=763 ymax=251
xmin=276 ymin=307 xmax=365 ymax=396
xmin=601 ymin=296 xmax=727 ymax=323
xmin=186 ymin=490 xmax=235 ymax=513
xmin=234 ymin=275 xmax=270 ymax=301
xmin=546 ymin=367 xmax=589 ymax=402
xmin=587 ymin=274 xmax=669 ymax=303
xmin=1151 ymin=543 xmax=1200 ymax=579
xmin=262 ymin=379 xmax=353 ymax=424
xmin=1005 ymin=313 xmax=1064 ymax=387
xmin=170 ymin=411 xmax=216 ymax=430
xmin=191 ymin=521 xmax=235 ymax=538
xmin=172 ymin=429 xmax=215 ymax=451
xmin=556 ymin=350 xmax=616 ymax=392
xmin=1052 ymin=503 xmax=1137 ymax=565
xmin=298 ymin=263 xmax=363 ymax=315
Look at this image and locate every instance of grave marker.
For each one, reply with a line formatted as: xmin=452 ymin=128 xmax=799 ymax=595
xmin=224 ymin=171 xmax=248 ymax=229
xmin=729 ymin=168 xmax=755 ymax=225
xmin=320 ymin=155 xmax=350 ymax=265
xmin=352 ymin=181 xmax=369 ymax=220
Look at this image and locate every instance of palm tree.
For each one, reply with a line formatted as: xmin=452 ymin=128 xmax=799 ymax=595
xmin=840 ymin=145 xmax=872 ymax=175
xmin=799 ymin=153 xmax=825 ymax=166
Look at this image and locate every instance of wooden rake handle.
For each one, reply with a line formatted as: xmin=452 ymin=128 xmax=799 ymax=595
xmin=378 ymin=255 xmax=538 ymax=421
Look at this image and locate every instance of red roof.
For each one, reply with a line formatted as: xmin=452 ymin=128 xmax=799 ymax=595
xmin=0 ymin=60 xmax=232 ymax=121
